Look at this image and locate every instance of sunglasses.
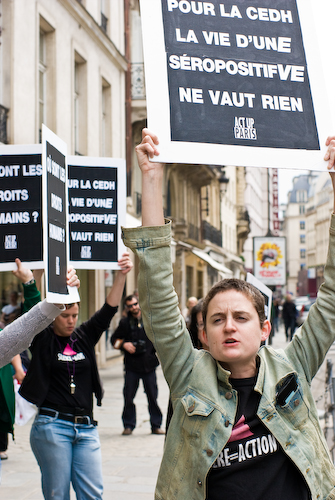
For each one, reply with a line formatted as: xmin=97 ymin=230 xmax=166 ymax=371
xmin=127 ymin=302 xmax=138 ymax=308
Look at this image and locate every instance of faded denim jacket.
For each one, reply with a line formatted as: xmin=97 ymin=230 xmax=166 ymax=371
xmin=123 ymin=218 xmax=335 ymax=500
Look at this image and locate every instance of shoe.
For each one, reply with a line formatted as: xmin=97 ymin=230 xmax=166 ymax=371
xmin=122 ymin=428 xmax=133 ymax=436
xmin=0 ymin=452 xmax=8 ymax=460
xmin=152 ymin=428 xmax=165 ymax=435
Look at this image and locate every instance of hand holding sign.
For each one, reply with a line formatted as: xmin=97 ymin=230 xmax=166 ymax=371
xmin=140 ymin=0 xmax=335 ymax=170
xmin=325 ymin=136 xmax=335 ymax=170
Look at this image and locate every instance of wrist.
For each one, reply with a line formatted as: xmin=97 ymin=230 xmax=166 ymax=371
xmin=23 ymin=278 xmax=35 ymax=286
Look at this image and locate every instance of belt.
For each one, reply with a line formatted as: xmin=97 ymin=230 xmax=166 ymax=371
xmin=38 ymin=408 xmax=97 ymax=426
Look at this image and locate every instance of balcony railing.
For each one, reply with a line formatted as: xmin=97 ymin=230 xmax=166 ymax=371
xmin=131 ymin=63 xmax=146 ymax=100
xmin=202 ymin=220 xmax=222 ymax=246
xmin=0 ymin=105 xmax=9 ymax=144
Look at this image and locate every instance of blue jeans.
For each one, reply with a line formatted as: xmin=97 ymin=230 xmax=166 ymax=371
xmin=30 ymin=413 xmax=103 ymax=500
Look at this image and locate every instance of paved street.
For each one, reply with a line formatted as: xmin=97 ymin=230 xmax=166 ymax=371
xmin=1 ymin=323 xmax=335 ymax=498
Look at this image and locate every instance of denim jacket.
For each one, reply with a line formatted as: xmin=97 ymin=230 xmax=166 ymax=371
xmin=122 ymin=218 xmax=335 ymax=500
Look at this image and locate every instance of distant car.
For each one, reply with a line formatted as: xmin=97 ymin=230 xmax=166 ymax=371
xmin=296 ymin=298 xmax=316 ymax=326
xmin=295 ymin=296 xmax=310 ymax=313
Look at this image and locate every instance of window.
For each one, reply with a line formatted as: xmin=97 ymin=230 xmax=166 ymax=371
xmin=101 ymin=79 xmax=111 ymax=156
xmin=300 ymin=234 xmax=305 ymax=244
xmin=300 ymin=221 xmax=305 ymax=230
xmin=296 ymin=190 xmax=307 ymax=202
xmin=300 ymin=249 xmax=306 ymax=259
xmin=38 ymin=18 xmax=56 ymax=141
xmin=197 ymin=270 xmax=203 ymax=300
xmin=74 ymin=52 xmax=87 ymax=155
xmin=186 ymin=266 xmax=193 ymax=300
xmin=38 ymin=31 xmax=46 ymax=142
xmin=100 ymin=0 xmax=108 ymax=33
xmin=299 ymin=205 xmax=305 ymax=215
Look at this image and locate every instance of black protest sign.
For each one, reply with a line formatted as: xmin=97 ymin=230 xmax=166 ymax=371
xmin=42 ymin=125 xmax=79 ymax=304
xmin=140 ymin=0 xmax=333 ymax=169
xmin=45 ymin=141 xmax=68 ymax=296
xmin=68 ymin=157 xmax=126 ymax=270
xmin=0 ymin=146 xmax=43 ymax=270
xmin=163 ymin=0 xmax=318 ymax=149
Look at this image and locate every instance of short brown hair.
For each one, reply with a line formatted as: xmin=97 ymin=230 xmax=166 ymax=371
xmin=202 ymin=279 xmax=266 ymax=329
xmin=65 ymin=302 xmax=80 ymax=310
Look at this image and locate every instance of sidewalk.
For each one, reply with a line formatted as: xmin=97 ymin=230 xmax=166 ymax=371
xmin=1 ymin=324 xmax=335 ymax=499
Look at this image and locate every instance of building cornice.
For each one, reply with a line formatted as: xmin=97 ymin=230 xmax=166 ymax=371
xmin=58 ymin=0 xmax=128 ymax=71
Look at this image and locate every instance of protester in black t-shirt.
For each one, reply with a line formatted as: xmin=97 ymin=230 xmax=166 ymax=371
xmin=126 ymin=129 xmax=335 ymax=500
xmin=19 ymin=253 xmax=133 ymax=500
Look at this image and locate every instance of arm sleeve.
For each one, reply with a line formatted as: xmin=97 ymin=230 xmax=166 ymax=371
xmin=22 ymin=282 xmax=41 ymax=313
xmin=287 ymin=214 xmax=335 ymax=381
xmin=0 ymin=301 xmax=63 ymax=368
xmin=122 ymin=221 xmax=196 ymax=396
xmin=79 ymin=303 xmax=118 ymax=346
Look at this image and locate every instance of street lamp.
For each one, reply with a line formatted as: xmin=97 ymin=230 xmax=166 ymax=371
xmin=218 ymin=167 xmax=230 ymax=195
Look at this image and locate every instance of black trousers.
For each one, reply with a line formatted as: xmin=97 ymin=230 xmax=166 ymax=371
xmin=122 ymin=369 xmax=162 ymax=430
xmin=0 ymin=431 xmax=8 ymax=452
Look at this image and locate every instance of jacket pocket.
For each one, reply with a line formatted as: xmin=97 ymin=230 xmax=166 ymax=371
xmin=326 ymin=486 xmax=335 ymax=500
xmin=181 ymin=391 xmax=215 ymax=438
xmin=275 ymin=376 xmax=309 ymax=429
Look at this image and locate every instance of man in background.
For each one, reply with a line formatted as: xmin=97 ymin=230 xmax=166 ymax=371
xmin=282 ymin=293 xmax=297 ymax=341
xmin=111 ymin=294 xmax=164 ymax=436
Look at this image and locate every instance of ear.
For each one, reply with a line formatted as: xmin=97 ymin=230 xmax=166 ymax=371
xmin=261 ymin=319 xmax=272 ymax=342
xmin=201 ymin=329 xmax=210 ymax=349
xmin=198 ymin=328 xmax=208 ymax=349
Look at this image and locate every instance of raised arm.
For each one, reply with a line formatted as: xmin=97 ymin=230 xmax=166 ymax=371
xmin=136 ymin=128 xmax=165 ymax=227
xmin=13 ymin=259 xmax=80 ymax=313
xmin=325 ymin=136 xmax=335 ymax=211
xmin=0 ymin=301 xmax=64 ymax=368
xmin=13 ymin=258 xmax=41 ymax=313
xmin=287 ymin=135 xmax=335 ymax=377
xmin=105 ymin=253 xmax=133 ymax=307
xmin=121 ymin=129 xmax=196 ymax=397
xmin=0 ymin=261 xmax=80 ymax=368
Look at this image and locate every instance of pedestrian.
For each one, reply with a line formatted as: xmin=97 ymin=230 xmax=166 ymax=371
xmin=0 ymin=353 xmax=25 ymax=460
xmin=272 ymin=298 xmax=280 ymax=333
xmin=19 ymin=253 xmax=133 ymax=500
xmin=188 ymin=299 xmax=207 ymax=350
xmin=111 ymin=294 xmax=164 ymax=435
xmin=282 ymin=293 xmax=297 ymax=341
xmin=121 ymin=129 xmax=335 ymax=499
xmin=0 ymin=290 xmax=21 ymax=328
xmin=182 ymin=296 xmax=198 ymax=328
xmin=0 ymin=277 xmax=29 ymax=460
xmin=0 ymin=259 xmax=79 ymax=479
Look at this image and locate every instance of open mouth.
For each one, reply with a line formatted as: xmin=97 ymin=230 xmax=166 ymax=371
xmin=225 ymin=339 xmax=238 ymax=345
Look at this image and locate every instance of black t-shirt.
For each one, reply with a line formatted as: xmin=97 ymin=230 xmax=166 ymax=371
xmin=206 ymin=377 xmax=310 ymax=500
xmin=42 ymin=333 xmax=93 ymax=411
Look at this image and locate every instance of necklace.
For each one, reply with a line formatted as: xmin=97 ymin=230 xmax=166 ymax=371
xmin=54 ymin=334 xmax=78 ymax=395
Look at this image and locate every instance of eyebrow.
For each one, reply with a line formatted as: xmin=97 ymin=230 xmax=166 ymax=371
xmin=209 ymin=310 xmax=251 ymax=319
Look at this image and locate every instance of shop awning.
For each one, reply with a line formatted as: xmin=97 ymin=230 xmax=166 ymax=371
xmin=192 ymin=248 xmax=233 ymax=278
